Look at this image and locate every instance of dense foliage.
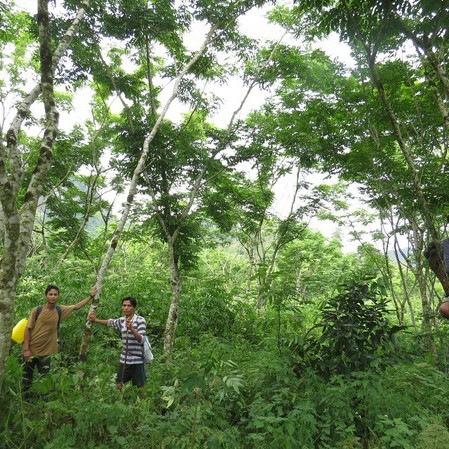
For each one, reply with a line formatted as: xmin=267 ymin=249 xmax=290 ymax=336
xmin=1 ymin=234 xmax=449 ymax=449
xmin=2 ymin=0 xmax=449 ymax=447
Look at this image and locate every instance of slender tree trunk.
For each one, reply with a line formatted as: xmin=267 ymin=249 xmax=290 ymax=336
xmin=410 ymin=220 xmax=439 ymax=364
xmin=367 ymin=58 xmax=438 ymax=241
xmin=79 ymin=25 xmax=219 ymax=360
xmin=415 ymin=261 xmax=439 ymax=362
xmin=59 ymin=172 xmax=100 ymax=263
xmin=352 ymin=11 xmax=448 ymax=303
xmin=392 ymin=232 xmax=417 ymax=330
xmin=145 ymin=36 xmax=157 ymax=118
xmin=163 ymin=239 xmax=182 ymax=354
xmin=362 ymin=48 xmax=443 ymax=359
xmin=148 ymin=42 xmax=282 ymax=354
xmin=255 ymin=167 xmax=303 ymax=310
xmin=244 ymin=244 xmax=255 ymax=295
xmin=380 ymin=225 xmax=403 ymax=324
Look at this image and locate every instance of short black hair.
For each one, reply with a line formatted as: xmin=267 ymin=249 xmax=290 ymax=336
xmin=122 ymin=296 xmax=137 ymax=308
xmin=45 ymin=284 xmax=60 ymax=295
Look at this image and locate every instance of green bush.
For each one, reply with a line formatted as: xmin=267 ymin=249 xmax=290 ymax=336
xmin=300 ymin=273 xmax=405 ymax=376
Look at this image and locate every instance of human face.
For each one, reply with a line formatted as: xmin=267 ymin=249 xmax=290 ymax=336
xmin=122 ymin=300 xmax=135 ymax=318
xmin=45 ymin=288 xmax=60 ymax=304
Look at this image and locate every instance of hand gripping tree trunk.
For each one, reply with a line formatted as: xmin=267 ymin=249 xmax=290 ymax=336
xmin=0 ymin=0 xmax=89 ymax=391
xmin=82 ymin=13 xmax=279 ymax=358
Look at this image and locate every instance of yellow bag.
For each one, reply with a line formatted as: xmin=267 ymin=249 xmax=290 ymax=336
xmin=11 ymin=318 xmax=28 ymax=344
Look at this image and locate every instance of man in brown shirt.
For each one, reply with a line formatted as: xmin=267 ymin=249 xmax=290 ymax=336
xmin=22 ymin=283 xmax=97 ymax=392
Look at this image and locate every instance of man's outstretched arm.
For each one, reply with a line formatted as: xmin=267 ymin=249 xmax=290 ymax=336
xmin=74 ymin=285 xmax=97 ymax=310
xmin=88 ymin=312 xmax=109 ymax=326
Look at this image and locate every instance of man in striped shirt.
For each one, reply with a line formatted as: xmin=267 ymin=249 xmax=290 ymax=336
xmin=89 ymin=297 xmax=147 ymax=390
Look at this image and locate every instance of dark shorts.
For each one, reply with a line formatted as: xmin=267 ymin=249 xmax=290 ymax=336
xmin=116 ymin=363 xmax=146 ymax=387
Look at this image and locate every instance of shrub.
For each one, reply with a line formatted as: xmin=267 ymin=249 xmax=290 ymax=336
xmin=300 ymin=273 xmax=405 ymax=376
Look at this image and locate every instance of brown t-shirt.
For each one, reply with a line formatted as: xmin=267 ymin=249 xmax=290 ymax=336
xmin=27 ymin=305 xmax=76 ymax=356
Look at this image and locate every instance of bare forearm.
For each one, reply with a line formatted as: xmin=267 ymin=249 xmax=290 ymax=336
xmin=92 ymin=318 xmax=109 ymax=326
xmin=75 ymin=286 xmax=97 ymax=310
xmin=23 ymin=328 xmax=32 ymax=359
xmin=23 ymin=328 xmax=31 ymax=351
xmin=129 ymin=327 xmax=143 ymax=343
xmin=74 ymin=294 xmax=93 ymax=310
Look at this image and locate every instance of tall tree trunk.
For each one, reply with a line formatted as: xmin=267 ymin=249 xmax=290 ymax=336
xmin=367 ymin=25 xmax=449 ymax=319
xmin=244 ymin=244 xmax=255 ymax=295
xmin=410 ymin=219 xmax=439 ymax=364
xmin=0 ymin=0 xmax=61 ymax=391
xmin=392 ymin=232 xmax=417 ymax=331
xmin=416 ymin=265 xmax=439 ymax=362
xmin=367 ymin=58 xmax=438 ymax=242
xmin=380 ymin=221 xmax=403 ymax=325
xmin=349 ymin=7 xmax=448 ymax=302
xmin=361 ymin=46 xmax=442 ymax=360
xmin=79 ymin=25 xmax=219 ymax=360
xmin=163 ymin=238 xmax=182 ymax=354
xmin=148 ymin=42 xmax=282 ymax=354
xmin=0 ymin=0 xmax=89 ymax=391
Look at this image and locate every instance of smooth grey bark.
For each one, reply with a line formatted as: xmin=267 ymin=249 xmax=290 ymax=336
xmin=163 ymin=238 xmax=182 ymax=354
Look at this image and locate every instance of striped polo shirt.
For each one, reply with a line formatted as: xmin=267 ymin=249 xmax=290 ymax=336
xmin=107 ymin=314 xmax=147 ymax=365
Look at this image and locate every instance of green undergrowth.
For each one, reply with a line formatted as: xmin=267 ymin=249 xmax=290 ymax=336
xmin=2 ymin=333 xmax=449 ymax=449
xmin=4 ymin=268 xmax=449 ymax=448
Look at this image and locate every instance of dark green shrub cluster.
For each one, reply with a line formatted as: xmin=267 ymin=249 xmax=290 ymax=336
xmin=294 ymin=273 xmax=406 ymax=377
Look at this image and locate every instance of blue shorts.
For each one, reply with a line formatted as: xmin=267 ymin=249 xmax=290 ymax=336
xmin=116 ymin=363 xmax=146 ymax=387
